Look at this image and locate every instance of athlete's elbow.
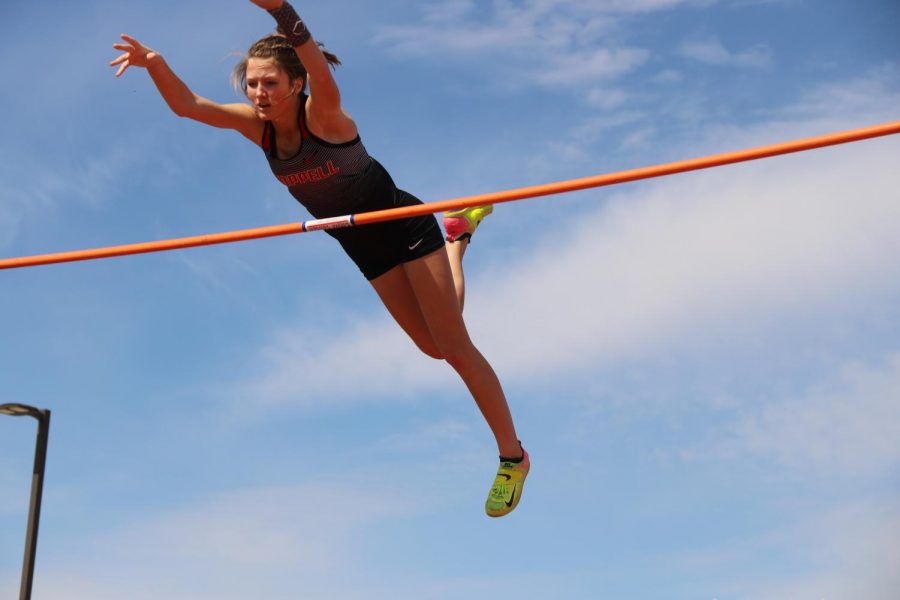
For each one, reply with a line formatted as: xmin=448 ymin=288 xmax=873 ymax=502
xmin=164 ymin=93 xmax=200 ymax=119
xmin=169 ymin=101 xmax=198 ymax=119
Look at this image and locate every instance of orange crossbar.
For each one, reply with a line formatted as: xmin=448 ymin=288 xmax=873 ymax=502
xmin=2 ymin=120 xmax=899 ymax=270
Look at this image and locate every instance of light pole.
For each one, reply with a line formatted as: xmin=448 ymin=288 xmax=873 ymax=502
xmin=1 ymin=403 xmax=51 ymax=600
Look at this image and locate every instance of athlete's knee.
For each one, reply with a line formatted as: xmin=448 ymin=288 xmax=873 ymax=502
xmin=414 ymin=338 xmax=445 ymax=361
xmin=421 ymin=347 xmax=445 ymax=361
xmin=421 ymin=327 xmax=478 ymax=368
xmin=439 ymin=342 xmax=479 ymax=372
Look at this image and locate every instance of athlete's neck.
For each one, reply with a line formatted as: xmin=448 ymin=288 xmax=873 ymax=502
xmin=270 ymin=97 xmax=304 ymax=157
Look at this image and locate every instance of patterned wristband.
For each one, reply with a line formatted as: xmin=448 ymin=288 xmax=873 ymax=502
xmin=268 ymin=1 xmax=312 ymax=47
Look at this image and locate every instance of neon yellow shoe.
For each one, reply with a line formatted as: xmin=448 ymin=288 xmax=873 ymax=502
xmin=485 ymin=445 xmax=530 ymax=518
xmin=443 ymin=205 xmax=494 ymax=242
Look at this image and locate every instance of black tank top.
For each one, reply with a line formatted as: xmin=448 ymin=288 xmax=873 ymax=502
xmin=261 ymin=96 xmax=388 ymax=218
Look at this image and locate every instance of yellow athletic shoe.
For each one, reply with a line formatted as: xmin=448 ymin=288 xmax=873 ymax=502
xmin=485 ymin=445 xmax=530 ymax=518
xmin=443 ymin=205 xmax=494 ymax=242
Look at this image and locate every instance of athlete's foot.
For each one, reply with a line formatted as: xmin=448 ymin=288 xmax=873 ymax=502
xmin=485 ymin=444 xmax=530 ymax=518
xmin=444 ymin=205 xmax=494 ymax=242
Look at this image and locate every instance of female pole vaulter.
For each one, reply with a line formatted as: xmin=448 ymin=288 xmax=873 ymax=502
xmin=110 ymin=0 xmax=529 ymax=517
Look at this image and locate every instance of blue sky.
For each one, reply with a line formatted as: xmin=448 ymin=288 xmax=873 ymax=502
xmin=2 ymin=0 xmax=899 ymax=598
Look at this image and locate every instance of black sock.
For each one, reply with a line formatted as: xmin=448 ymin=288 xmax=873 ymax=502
xmin=500 ymin=441 xmax=525 ymax=463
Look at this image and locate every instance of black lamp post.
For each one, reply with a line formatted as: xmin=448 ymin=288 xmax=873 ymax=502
xmin=0 ymin=403 xmax=51 ymax=600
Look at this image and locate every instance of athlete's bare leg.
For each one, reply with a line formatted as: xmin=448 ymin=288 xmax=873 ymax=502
xmin=445 ymin=238 xmax=469 ymax=311
xmin=370 ymin=247 xmax=520 ymax=458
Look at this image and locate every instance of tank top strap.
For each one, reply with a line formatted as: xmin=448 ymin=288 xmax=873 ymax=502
xmin=261 ymin=121 xmax=274 ymax=157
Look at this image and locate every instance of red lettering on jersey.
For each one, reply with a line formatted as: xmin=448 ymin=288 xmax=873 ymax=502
xmin=277 ymin=160 xmax=340 ymax=187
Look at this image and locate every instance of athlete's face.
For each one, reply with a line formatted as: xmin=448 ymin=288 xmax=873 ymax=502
xmin=245 ymin=58 xmax=301 ymax=121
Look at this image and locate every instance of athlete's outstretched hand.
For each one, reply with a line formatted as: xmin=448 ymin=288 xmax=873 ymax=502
xmin=249 ymin=0 xmax=284 ymax=10
xmin=110 ymin=34 xmax=160 ymax=77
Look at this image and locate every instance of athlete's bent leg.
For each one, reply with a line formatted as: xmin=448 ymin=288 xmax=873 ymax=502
xmin=372 ymin=249 xmax=528 ymax=515
xmin=445 ymin=238 xmax=469 ymax=311
xmin=370 ymin=264 xmax=443 ymax=360
xmin=400 ymin=248 xmax=520 ymax=458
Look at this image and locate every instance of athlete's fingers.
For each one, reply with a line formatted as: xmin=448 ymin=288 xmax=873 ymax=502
xmin=114 ymin=60 xmax=130 ymax=78
xmin=119 ymin=33 xmax=144 ymax=50
xmin=109 ymin=52 xmax=128 ymax=66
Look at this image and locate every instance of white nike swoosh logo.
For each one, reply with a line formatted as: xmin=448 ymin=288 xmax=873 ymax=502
xmin=408 ymin=239 xmax=424 ymax=251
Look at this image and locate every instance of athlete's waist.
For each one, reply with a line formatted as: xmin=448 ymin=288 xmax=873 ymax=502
xmin=286 ymin=158 xmax=395 ymax=218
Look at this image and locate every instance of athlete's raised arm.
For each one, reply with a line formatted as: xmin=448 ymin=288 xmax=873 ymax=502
xmin=110 ymin=34 xmax=263 ymax=144
xmin=250 ymin=0 xmax=357 ymax=142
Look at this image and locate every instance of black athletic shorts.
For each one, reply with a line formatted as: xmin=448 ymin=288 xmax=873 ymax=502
xmin=326 ymin=183 xmax=444 ymax=281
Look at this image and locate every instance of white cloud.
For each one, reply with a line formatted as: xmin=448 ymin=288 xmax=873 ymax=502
xmin=0 ymin=159 xmax=55 ymax=247
xmin=373 ymin=0 xmax=666 ymax=87
xmin=231 ymin=317 xmax=451 ymax=407
xmin=652 ymin=68 xmax=684 ymax=84
xmin=35 ymin=480 xmax=414 ymax=600
xmin=0 ymin=470 xmax=28 ymax=515
xmin=0 ymin=199 xmax=27 ymax=248
xmin=717 ymin=354 xmax=900 ymax=474
xmin=0 ymin=140 xmax=150 ymax=249
xmin=751 ymin=501 xmax=900 ymax=599
xmin=136 ymin=483 xmax=405 ymax=568
xmin=782 ymin=63 xmax=900 ymax=123
xmin=232 ymin=70 xmax=900 ymax=411
xmin=672 ymin=498 xmax=900 ymax=600
xmin=584 ymin=86 xmax=631 ymax=110
xmin=477 ymin=134 xmax=900 ymax=373
xmin=535 ymin=109 xmax=649 ymax=167
xmin=620 ymin=125 xmax=657 ymax=149
xmin=533 ymin=47 xmax=650 ymax=85
xmin=377 ymin=417 xmax=477 ymax=452
xmin=0 ymin=580 xmax=14 ymax=600
xmin=679 ymin=36 xmax=773 ymax=68
xmin=421 ymin=0 xmax=477 ymax=23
